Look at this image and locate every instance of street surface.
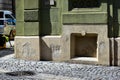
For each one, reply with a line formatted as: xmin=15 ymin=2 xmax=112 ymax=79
xmin=0 ymin=48 xmax=120 ymax=80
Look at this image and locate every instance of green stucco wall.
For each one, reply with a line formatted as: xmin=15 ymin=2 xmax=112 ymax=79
xmin=61 ymin=0 xmax=107 ymax=24
xmin=16 ymin=0 xmax=120 ymax=37
xmin=40 ymin=0 xmax=62 ymax=35
xmin=16 ymin=0 xmax=62 ymax=36
xmin=16 ymin=0 xmax=24 ymax=36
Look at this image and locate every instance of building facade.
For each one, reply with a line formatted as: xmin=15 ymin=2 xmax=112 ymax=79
xmin=0 ymin=0 xmax=12 ymax=10
xmin=15 ymin=0 xmax=120 ymax=66
xmin=0 ymin=0 xmax=15 ymax=14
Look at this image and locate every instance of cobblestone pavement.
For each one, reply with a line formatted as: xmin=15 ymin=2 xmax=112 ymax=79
xmin=0 ymin=49 xmax=120 ymax=80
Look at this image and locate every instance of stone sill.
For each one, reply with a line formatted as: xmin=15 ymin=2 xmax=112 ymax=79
xmin=71 ymin=57 xmax=98 ymax=62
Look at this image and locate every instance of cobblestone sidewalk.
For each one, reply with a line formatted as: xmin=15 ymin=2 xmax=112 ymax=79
xmin=0 ymin=48 xmax=120 ymax=80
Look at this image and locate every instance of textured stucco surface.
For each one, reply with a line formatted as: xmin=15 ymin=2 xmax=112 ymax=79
xmin=41 ymin=36 xmax=61 ymax=61
xmin=15 ymin=36 xmax=40 ymax=60
xmin=62 ymin=24 xmax=109 ymax=65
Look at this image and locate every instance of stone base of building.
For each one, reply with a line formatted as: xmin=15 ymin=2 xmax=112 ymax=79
xmin=15 ymin=24 xmax=110 ymax=65
xmin=114 ymin=38 xmax=120 ymax=66
xmin=41 ymin=36 xmax=61 ymax=61
xmin=15 ymin=36 xmax=40 ymax=61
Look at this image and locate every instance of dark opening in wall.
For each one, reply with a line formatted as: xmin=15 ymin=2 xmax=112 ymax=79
xmin=71 ymin=33 xmax=97 ymax=58
xmin=69 ymin=0 xmax=101 ymax=11
xmin=5 ymin=71 xmax=35 ymax=76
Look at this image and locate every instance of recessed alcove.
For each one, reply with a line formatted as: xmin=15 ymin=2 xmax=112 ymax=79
xmin=71 ymin=33 xmax=97 ymax=59
xmin=68 ymin=0 xmax=101 ymax=11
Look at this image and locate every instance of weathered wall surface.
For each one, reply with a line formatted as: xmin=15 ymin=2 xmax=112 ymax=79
xmin=15 ymin=0 xmax=120 ymax=66
xmin=60 ymin=0 xmax=110 ymax=65
xmin=40 ymin=0 xmax=62 ymax=35
xmin=15 ymin=0 xmax=62 ymax=60
xmin=15 ymin=0 xmax=41 ymax=60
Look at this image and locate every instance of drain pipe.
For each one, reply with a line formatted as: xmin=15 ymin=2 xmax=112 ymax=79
xmin=108 ymin=1 xmax=114 ymax=66
xmin=113 ymin=0 xmax=118 ymax=66
xmin=108 ymin=0 xmax=118 ymax=66
xmin=110 ymin=37 xmax=118 ymax=66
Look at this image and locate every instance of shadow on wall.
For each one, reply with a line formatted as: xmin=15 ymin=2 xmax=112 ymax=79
xmin=113 ymin=0 xmax=120 ymax=66
xmin=114 ymin=40 xmax=118 ymax=66
xmin=106 ymin=0 xmax=120 ymax=37
xmin=39 ymin=0 xmax=52 ymax=60
xmin=113 ymin=0 xmax=120 ymax=37
xmin=40 ymin=39 xmax=52 ymax=61
xmin=108 ymin=0 xmax=120 ymax=66
xmin=40 ymin=0 xmax=52 ymax=36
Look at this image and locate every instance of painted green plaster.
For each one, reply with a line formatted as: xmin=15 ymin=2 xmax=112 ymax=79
xmin=61 ymin=0 xmax=108 ymax=24
xmin=16 ymin=21 xmax=24 ymax=36
xmin=61 ymin=0 xmax=68 ymax=12
xmin=40 ymin=7 xmax=61 ymax=35
xmin=54 ymin=0 xmax=61 ymax=8
xmin=63 ymin=12 xmax=107 ymax=24
xmin=40 ymin=0 xmax=62 ymax=35
xmin=16 ymin=0 xmax=24 ymax=21
xmin=24 ymin=22 xmax=39 ymax=36
xmin=51 ymin=22 xmax=61 ymax=35
xmin=24 ymin=0 xmax=39 ymax=9
xmin=16 ymin=0 xmax=24 ymax=36
xmin=50 ymin=8 xmax=60 ymax=22
xmin=24 ymin=10 xmax=39 ymax=21
xmin=16 ymin=0 xmax=110 ymax=36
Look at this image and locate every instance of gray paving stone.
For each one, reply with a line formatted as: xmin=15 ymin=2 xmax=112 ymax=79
xmin=0 ymin=49 xmax=120 ymax=79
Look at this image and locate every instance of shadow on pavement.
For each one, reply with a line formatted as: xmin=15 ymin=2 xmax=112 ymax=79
xmin=0 ymin=48 xmax=14 ymax=58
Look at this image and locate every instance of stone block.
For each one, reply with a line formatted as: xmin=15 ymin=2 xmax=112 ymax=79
xmin=24 ymin=22 xmax=40 ymax=36
xmin=24 ymin=10 xmax=39 ymax=21
xmin=16 ymin=21 xmax=24 ymax=36
xmin=114 ymin=38 xmax=120 ymax=66
xmin=41 ymin=36 xmax=61 ymax=61
xmin=16 ymin=0 xmax=24 ymax=21
xmin=15 ymin=36 xmax=40 ymax=61
xmin=24 ymin=0 xmax=39 ymax=9
xmin=61 ymin=24 xmax=110 ymax=65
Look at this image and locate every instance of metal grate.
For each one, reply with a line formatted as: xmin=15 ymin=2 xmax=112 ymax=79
xmin=69 ymin=0 xmax=100 ymax=11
